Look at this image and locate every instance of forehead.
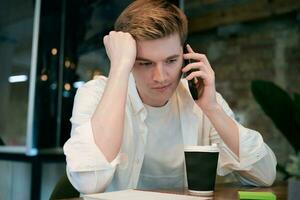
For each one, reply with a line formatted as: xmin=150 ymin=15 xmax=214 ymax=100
xmin=136 ymin=34 xmax=182 ymax=60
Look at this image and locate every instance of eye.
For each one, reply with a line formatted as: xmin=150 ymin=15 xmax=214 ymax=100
xmin=138 ymin=62 xmax=152 ymax=66
xmin=166 ymin=59 xmax=177 ymax=64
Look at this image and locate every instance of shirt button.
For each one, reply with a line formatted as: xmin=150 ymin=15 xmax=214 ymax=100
xmin=136 ymin=159 xmax=140 ymax=164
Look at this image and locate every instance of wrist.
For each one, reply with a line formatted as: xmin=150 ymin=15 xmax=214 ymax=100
xmin=108 ymin=67 xmax=131 ymax=82
xmin=202 ymin=103 xmax=222 ymax=116
xmin=109 ymin=63 xmax=132 ymax=75
xmin=111 ymin=59 xmax=134 ymax=71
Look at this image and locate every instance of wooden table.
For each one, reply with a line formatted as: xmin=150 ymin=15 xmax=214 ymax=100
xmin=61 ymin=182 xmax=287 ymax=200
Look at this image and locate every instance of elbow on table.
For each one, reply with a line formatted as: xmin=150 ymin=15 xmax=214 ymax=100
xmin=261 ymin=167 xmax=276 ymax=187
xmin=66 ymin=168 xmax=114 ymax=194
xmin=236 ymin=164 xmax=277 ymax=187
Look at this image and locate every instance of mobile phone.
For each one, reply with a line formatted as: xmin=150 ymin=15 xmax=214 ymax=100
xmin=183 ymin=44 xmax=199 ymax=100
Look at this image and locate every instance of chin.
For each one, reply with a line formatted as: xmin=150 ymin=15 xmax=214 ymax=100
xmin=148 ymin=95 xmax=169 ymax=107
xmin=158 ymin=95 xmax=173 ymax=105
xmin=155 ymin=99 xmax=169 ymax=107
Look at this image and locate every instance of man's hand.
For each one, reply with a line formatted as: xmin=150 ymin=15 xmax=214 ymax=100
xmin=182 ymin=44 xmax=218 ymax=112
xmin=103 ymin=31 xmax=137 ymax=74
xmin=183 ymin=44 xmax=240 ymax=157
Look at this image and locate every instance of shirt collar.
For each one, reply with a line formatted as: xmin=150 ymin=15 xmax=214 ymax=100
xmin=128 ymin=73 xmax=145 ymax=115
xmin=176 ymin=79 xmax=202 ymax=146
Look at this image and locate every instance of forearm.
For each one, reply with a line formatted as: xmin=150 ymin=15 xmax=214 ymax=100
xmin=203 ymin=104 xmax=240 ymax=158
xmin=91 ymin=68 xmax=130 ymax=162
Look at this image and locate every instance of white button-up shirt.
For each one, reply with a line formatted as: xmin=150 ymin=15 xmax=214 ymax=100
xmin=63 ymin=74 xmax=277 ymax=194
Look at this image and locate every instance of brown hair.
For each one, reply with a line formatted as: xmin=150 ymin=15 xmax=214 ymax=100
xmin=114 ymin=0 xmax=188 ymax=45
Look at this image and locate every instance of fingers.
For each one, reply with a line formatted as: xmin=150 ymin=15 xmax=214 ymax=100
xmin=183 ymin=44 xmax=216 ymax=100
xmin=103 ymin=35 xmax=108 ymax=48
xmin=102 ymin=31 xmax=136 ymax=51
xmin=103 ymin=35 xmax=108 ymax=43
xmin=184 ymin=51 xmax=206 ymax=61
xmin=183 ymin=44 xmax=212 ymax=71
xmin=103 ymin=31 xmax=134 ymax=43
xmin=182 ymin=61 xmax=209 ymax=74
xmin=185 ymin=70 xmax=207 ymax=81
xmin=186 ymin=44 xmax=195 ymax=53
xmin=102 ymin=31 xmax=137 ymax=71
xmin=182 ymin=45 xmax=215 ymax=85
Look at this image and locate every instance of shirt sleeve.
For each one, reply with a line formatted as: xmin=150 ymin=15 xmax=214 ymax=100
xmin=209 ymin=93 xmax=277 ymax=186
xmin=63 ymin=76 xmax=120 ymax=194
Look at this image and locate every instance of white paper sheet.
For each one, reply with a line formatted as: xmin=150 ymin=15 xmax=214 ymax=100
xmin=84 ymin=189 xmax=212 ymax=200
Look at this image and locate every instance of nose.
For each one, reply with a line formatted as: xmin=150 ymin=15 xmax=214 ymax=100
xmin=153 ymin=64 xmax=166 ymax=83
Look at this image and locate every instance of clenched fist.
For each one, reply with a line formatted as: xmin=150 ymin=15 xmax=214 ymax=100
xmin=103 ymin=31 xmax=137 ymax=74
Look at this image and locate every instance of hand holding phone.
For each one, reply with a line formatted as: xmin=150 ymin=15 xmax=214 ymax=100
xmin=185 ymin=61 xmax=199 ymax=100
xmin=183 ymin=44 xmax=204 ymax=100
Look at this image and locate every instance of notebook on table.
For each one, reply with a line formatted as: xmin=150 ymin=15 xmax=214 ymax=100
xmin=84 ymin=189 xmax=212 ymax=200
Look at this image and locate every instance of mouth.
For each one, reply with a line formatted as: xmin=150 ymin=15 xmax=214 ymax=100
xmin=152 ymin=83 xmax=172 ymax=91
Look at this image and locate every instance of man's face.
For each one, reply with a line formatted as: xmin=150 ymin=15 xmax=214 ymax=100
xmin=132 ymin=34 xmax=183 ymax=107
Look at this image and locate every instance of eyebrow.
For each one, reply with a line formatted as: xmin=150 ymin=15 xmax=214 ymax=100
xmin=136 ymin=54 xmax=180 ymax=62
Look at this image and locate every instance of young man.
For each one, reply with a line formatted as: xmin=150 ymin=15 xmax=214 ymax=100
xmin=64 ymin=0 xmax=277 ymax=194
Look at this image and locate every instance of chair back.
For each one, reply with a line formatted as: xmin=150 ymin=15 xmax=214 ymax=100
xmin=50 ymin=173 xmax=79 ymax=199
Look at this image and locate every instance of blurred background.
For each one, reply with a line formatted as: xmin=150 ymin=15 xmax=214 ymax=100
xmin=0 ymin=0 xmax=299 ymax=199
